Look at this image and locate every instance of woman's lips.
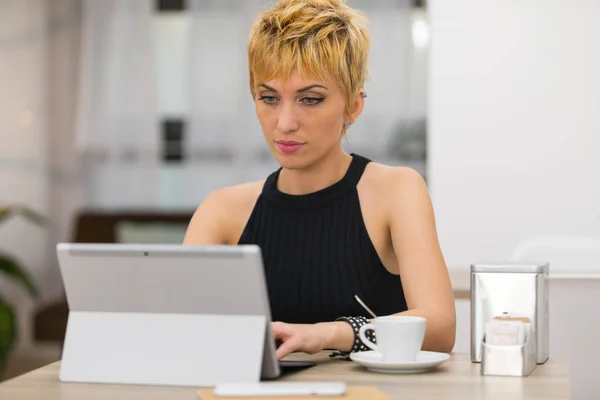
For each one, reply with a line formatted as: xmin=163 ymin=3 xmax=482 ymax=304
xmin=276 ymin=141 xmax=305 ymax=153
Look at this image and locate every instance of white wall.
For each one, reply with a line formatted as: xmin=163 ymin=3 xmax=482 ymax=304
xmin=428 ymin=0 xmax=600 ymax=271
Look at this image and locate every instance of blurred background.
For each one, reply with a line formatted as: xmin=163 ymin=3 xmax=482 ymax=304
xmin=1 ymin=0 xmax=428 ymax=378
xmin=1 ymin=0 xmax=599 ymax=398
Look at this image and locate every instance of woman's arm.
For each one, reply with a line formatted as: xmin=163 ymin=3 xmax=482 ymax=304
xmin=274 ymin=168 xmax=455 ymax=358
xmin=183 ymin=190 xmax=231 ymax=245
xmin=385 ymin=167 xmax=456 ymax=352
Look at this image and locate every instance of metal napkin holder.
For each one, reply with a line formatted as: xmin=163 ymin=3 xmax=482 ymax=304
xmin=471 ymin=261 xmax=549 ymax=377
xmin=480 ymin=326 xmax=537 ymax=377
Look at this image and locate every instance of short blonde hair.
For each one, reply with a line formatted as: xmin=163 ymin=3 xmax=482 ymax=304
xmin=248 ymin=0 xmax=370 ymax=118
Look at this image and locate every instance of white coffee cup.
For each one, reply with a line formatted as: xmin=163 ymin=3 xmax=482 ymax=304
xmin=358 ymin=316 xmax=426 ymax=362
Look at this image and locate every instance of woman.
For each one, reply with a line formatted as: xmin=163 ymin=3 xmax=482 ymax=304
xmin=184 ymin=0 xmax=456 ymax=359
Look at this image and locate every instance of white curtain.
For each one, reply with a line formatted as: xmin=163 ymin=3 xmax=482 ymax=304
xmin=76 ymin=0 xmax=158 ymax=160
xmin=0 ymin=0 xmax=82 ymax=349
xmin=75 ymin=0 xmax=160 ymax=208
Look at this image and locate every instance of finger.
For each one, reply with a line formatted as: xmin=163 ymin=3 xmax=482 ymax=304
xmin=275 ymin=339 xmax=297 ymax=360
xmin=272 ymin=322 xmax=291 ymax=339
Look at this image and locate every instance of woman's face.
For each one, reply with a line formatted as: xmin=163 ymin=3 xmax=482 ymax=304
xmin=254 ymin=71 xmax=363 ymax=170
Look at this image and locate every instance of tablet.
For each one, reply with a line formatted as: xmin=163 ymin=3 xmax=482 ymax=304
xmin=56 ymin=243 xmax=290 ymax=386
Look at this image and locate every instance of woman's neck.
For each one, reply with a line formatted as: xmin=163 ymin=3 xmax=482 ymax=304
xmin=277 ymin=149 xmax=352 ymax=195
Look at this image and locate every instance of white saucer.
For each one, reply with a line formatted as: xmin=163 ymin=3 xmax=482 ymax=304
xmin=350 ymin=351 xmax=450 ymax=374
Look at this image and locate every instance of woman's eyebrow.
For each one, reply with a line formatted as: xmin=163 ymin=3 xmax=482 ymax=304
xmin=296 ymin=84 xmax=328 ymax=92
xmin=258 ymin=83 xmax=328 ymax=93
xmin=259 ymin=83 xmax=278 ymax=92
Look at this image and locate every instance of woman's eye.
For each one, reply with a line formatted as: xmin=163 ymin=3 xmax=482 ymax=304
xmin=258 ymin=95 xmax=278 ymax=104
xmin=301 ymin=97 xmax=324 ymax=105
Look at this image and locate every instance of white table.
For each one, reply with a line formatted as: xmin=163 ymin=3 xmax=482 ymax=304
xmin=0 ymin=352 xmax=571 ymax=400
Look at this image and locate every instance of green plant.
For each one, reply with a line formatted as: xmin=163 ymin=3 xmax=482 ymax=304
xmin=0 ymin=205 xmax=44 ymax=376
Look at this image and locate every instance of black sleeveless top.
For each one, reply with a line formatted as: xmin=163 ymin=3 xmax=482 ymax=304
xmin=238 ymin=153 xmax=408 ymax=323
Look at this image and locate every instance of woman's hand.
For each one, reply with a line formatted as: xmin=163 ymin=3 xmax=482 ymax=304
xmin=272 ymin=321 xmax=335 ymax=359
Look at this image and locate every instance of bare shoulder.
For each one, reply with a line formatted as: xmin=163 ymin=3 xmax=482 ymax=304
xmin=210 ymin=180 xmax=265 ymax=210
xmin=362 ymin=161 xmax=428 ymax=197
xmin=183 ymin=180 xmax=265 ymax=245
xmin=360 ymin=161 xmax=431 ymax=223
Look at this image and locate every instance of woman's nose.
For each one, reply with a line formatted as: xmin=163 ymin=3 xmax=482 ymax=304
xmin=276 ymin=103 xmax=300 ymax=134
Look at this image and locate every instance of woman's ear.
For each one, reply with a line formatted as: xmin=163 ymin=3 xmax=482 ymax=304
xmin=348 ymin=88 xmax=366 ymax=124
